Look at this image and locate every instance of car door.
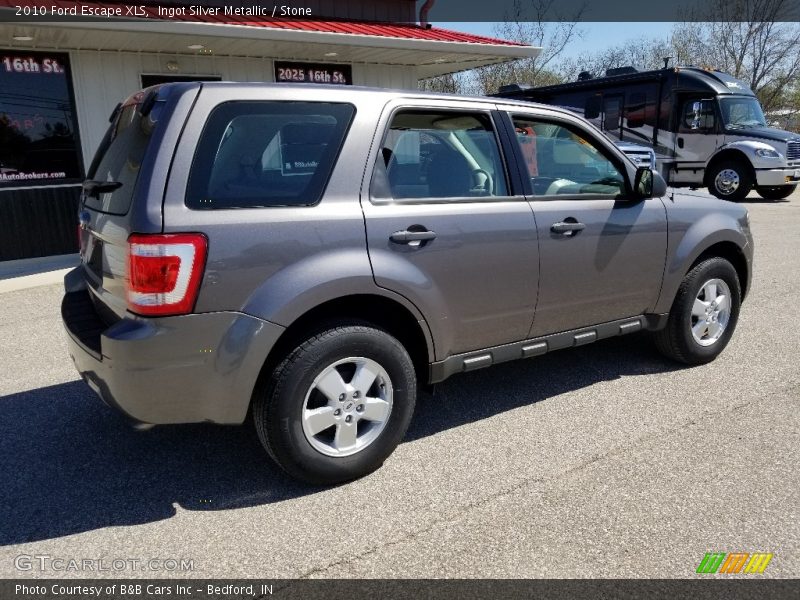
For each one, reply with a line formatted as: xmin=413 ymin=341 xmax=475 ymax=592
xmin=503 ymin=110 xmax=668 ymax=338
xmin=361 ymin=100 xmax=539 ymax=360
xmin=674 ymin=96 xmax=723 ymax=170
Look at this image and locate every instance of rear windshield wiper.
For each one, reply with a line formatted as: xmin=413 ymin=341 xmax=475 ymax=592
xmin=83 ymin=180 xmax=122 ymax=198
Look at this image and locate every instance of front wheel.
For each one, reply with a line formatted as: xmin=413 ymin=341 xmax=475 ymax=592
xmin=757 ymin=184 xmax=796 ymax=201
xmin=707 ymin=160 xmax=753 ymax=201
xmin=253 ymin=324 xmax=417 ymax=485
xmin=653 ymin=257 xmax=741 ymax=365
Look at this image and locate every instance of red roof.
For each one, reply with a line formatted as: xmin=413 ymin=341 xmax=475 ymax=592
xmin=1 ymin=0 xmax=524 ymax=47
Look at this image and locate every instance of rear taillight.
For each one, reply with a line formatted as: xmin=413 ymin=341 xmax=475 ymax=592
xmin=126 ymin=233 xmax=207 ymax=316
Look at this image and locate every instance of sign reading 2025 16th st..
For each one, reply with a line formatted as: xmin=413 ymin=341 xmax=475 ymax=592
xmin=274 ymin=61 xmax=352 ymax=85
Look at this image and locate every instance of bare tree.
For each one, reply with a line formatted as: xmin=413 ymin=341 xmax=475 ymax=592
xmin=421 ymin=0 xmax=799 ymax=116
xmin=561 ymin=0 xmax=799 ymax=113
xmin=472 ymin=0 xmax=586 ymax=94
xmin=559 ymin=37 xmax=674 ymax=81
xmin=671 ymin=0 xmax=800 ymax=112
xmin=418 ymin=72 xmax=467 ymax=94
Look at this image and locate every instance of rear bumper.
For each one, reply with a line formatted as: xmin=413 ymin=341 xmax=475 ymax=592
xmin=61 ymin=269 xmax=284 ymax=425
xmin=755 ymin=167 xmax=800 ymax=187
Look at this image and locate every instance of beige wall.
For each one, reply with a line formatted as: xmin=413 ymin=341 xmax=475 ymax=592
xmin=68 ymin=49 xmax=418 ymax=166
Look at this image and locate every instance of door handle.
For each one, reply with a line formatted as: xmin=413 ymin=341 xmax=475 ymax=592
xmin=551 ymin=221 xmax=586 ymax=236
xmin=390 ymin=229 xmax=437 ymax=244
xmin=677 ymin=137 xmax=684 ymax=148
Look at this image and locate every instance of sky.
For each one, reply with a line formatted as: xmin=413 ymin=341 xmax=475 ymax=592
xmin=436 ymin=22 xmax=677 ymax=61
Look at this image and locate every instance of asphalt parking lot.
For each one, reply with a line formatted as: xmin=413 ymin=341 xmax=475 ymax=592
xmin=0 ymin=189 xmax=798 ymax=579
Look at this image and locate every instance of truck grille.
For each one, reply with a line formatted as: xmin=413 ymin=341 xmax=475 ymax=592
xmin=788 ymin=140 xmax=800 ymax=161
xmin=624 ymin=151 xmax=655 ymax=168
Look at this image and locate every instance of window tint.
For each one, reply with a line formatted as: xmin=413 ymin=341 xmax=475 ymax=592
xmin=626 ymin=92 xmax=646 ymax=128
xmin=511 ymin=116 xmax=626 ymax=197
xmin=84 ymin=102 xmax=156 ymax=215
xmin=371 ymin=110 xmax=508 ymax=201
xmin=603 ymin=96 xmax=622 ymax=137
xmin=186 ymin=101 xmax=354 ymax=209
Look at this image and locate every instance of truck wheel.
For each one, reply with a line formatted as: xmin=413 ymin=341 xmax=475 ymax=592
xmin=253 ymin=324 xmax=416 ymax=485
xmin=653 ymin=257 xmax=741 ymax=365
xmin=757 ymin=185 xmax=796 ymax=200
xmin=707 ymin=160 xmax=753 ymax=201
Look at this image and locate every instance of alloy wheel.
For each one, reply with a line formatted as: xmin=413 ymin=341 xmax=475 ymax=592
xmin=301 ymin=357 xmax=393 ymax=457
xmin=690 ymin=278 xmax=732 ymax=346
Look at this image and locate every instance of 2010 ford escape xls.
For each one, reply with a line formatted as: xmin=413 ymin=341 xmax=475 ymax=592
xmin=63 ymin=83 xmax=753 ymax=484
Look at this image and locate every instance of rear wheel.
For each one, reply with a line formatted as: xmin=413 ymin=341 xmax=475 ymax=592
xmin=253 ymin=324 xmax=416 ymax=485
xmin=757 ymin=185 xmax=796 ymax=200
xmin=707 ymin=159 xmax=753 ymax=201
xmin=654 ymin=257 xmax=741 ymax=365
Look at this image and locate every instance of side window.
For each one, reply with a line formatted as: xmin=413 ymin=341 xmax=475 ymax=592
xmin=511 ymin=115 xmax=626 ymax=198
xmin=371 ymin=110 xmax=508 ymax=202
xmin=626 ymin=92 xmax=647 ymax=128
xmin=603 ymin=96 xmax=622 ymax=137
xmin=679 ymin=99 xmax=715 ymax=132
xmin=186 ymin=101 xmax=355 ymax=209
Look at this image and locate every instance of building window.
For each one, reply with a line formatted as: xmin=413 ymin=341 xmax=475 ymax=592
xmin=0 ymin=50 xmax=83 ymax=187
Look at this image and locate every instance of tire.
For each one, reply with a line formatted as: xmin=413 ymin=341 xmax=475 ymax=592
xmin=707 ymin=159 xmax=753 ymax=201
xmin=653 ymin=257 xmax=741 ymax=365
xmin=757 ymin=184 xmax=796 ymax=201
xmin=253 ymin=323 xmax=417 ymax=485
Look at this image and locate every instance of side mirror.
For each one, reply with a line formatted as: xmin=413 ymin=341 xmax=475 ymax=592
xmin=690 ymin=99 xmax=714 ymax=131
xmin=633 ymin=167 xmax=667 ymax=198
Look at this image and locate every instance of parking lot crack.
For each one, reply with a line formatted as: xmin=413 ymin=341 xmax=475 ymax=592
xmin=294 ymin=384 xmax=791 ymax=579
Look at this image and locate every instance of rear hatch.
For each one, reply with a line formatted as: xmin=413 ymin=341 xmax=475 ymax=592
xmin=78 ymin=86 xmax=185 ymax=321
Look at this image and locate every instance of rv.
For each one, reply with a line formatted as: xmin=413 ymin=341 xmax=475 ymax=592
xmin=497 ymin=66 xmax=800 ymax=201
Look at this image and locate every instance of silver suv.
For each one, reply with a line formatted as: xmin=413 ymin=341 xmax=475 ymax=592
xmin=62 ymin=83 xmax=753 ymax=484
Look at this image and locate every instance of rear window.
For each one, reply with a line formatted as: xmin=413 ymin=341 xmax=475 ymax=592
xmin=186 ymin=101 xmax=355 ymax=209
xmin=84 ymin=102 xmax=156 ymax=215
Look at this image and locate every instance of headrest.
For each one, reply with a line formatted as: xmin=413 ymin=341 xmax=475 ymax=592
xmin=281 ymin=122 xmax=336 ymax=145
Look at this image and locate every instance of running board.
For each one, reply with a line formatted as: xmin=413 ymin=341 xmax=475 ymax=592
xmin=428 ymin=314 xmax=666 ymax=384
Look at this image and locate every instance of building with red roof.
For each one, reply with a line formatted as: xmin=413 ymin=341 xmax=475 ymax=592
xmin=0 ymin=0 xmax=539 ymax=260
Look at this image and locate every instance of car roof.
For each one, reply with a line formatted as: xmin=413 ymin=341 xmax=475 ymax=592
xmin=157 ymin=80 xmax=580 ymax=119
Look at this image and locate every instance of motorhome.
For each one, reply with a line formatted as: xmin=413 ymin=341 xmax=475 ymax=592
xmin=498 ymin=66 xmax=800 ymax=201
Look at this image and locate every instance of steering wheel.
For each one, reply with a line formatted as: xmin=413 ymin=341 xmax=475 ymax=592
xmin=471 ymin=168 xmax=493 ymax=195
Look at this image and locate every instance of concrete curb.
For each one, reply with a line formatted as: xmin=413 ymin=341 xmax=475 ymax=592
xmin=0 ymin=253 xmax=79 ymax=280
xmin=0 ymin=253 xmax=79 ymax=293
xmin=0 ymin=268 xmax=73 ymax=294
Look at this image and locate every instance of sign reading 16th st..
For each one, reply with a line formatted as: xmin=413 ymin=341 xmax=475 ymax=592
xmin=2 ymin=55 xmax=64 ymax=74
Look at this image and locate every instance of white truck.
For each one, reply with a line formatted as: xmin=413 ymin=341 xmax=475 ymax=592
xmin=499 ymin=65 xmax=800 ymax=201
